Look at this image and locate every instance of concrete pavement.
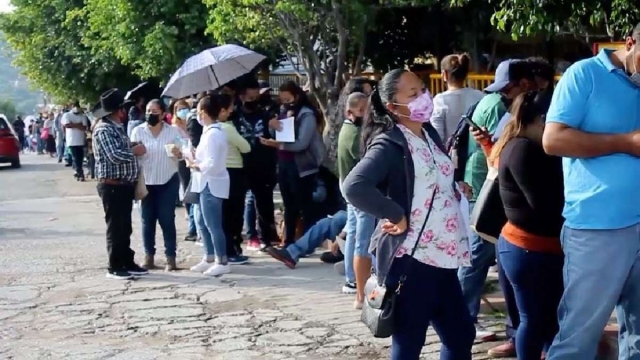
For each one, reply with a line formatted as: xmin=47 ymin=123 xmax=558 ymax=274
xmin=0 ymin=154 xmax=514 ymax=359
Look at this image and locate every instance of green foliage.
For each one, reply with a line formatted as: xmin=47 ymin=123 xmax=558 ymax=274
xmin=0 ymin=0 xmax=142 ymax=103
xmin=0 ymin=99 xmax=18 ymax=121
xmin=452 ymin=0 xmax=640 ymax=40
xmin=80 ymin=0 xmax=214 ymax=81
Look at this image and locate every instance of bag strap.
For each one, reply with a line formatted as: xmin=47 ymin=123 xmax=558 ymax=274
xmin=396 ymin=136 xmax=439 ymax=294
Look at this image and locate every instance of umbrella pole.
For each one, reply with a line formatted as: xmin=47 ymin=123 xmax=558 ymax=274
xmin=209 ymin=65 xmax=221 ymax=91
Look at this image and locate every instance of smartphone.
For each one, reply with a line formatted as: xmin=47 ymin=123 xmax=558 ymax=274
xmin=462 ymin=116 xmax=481 ymax=131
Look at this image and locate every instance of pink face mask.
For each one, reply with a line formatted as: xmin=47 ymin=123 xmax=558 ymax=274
xmin=395 ymin=91 xmax=434 ymax=123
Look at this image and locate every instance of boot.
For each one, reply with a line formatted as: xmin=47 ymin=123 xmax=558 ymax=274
xmin=142 ymin=254 xmax=155 ymax=270
xmin=165 ymin=256 xmax=178 ymax=272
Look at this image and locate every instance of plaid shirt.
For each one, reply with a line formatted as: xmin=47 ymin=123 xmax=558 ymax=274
xmin=92 ymin=118 xmax=138 ymax=182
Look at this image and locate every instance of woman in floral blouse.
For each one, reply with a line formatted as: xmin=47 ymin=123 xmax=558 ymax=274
xmin=343 ymin=69 xmax=475 ymax=360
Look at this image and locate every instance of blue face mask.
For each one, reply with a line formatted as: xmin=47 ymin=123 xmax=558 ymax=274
xmin=177 ymin=109 xmax=189 ymax=120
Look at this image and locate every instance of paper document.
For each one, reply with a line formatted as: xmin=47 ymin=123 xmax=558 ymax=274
xmin=275 ymin=117 xmax=295 ymax=143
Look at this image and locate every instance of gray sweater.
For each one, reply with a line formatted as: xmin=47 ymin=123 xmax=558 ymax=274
xmin=279 ymin=106 xmax=325 ymax=177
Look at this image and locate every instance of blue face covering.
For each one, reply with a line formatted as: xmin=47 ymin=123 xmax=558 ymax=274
xmin=177 ymin=109 xmax=189 ymax=120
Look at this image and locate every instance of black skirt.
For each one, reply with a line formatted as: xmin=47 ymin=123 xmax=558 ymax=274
xmin=46 ymin=135 xmax=56 ymax=153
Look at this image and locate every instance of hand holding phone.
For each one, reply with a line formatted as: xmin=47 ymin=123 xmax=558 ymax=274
xmin=463 ymin=116 xmax=481 ymax=131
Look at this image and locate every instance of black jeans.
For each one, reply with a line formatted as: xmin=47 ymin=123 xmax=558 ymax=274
xmin=69 ymin=145 xmax=85 ymax=178
xmin=97 ymin=183 xmax=135 ymax=271
xmin=223 ymin=168 xmax=247 ymax=257
xmin=277 ymin=159 xmax=316 ymax=245
xmin=246 ymin=169 xmax=276 ymax=246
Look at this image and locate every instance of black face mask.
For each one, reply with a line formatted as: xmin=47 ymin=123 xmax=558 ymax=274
xmin=243 ymin=100 xmax=259 ymax=112
xmin=354 ymin=116 xmax=364 ymax=125
xmin=146 ymin=114 xmax=161 ymax=126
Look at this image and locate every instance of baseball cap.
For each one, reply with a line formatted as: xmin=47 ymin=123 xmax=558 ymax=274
xmin=258 ymin=80 xmax=271 ymax=94
xmin=484 ymin=59 xmax=533 ymax=93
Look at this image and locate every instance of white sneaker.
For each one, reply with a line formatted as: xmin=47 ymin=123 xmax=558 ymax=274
xmin=190 ymin=260 xmax=214 ymax=273
xmin=203 ymin=263 xmax=231 ymax=277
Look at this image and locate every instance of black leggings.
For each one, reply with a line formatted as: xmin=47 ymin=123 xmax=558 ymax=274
xmin=277 ymin=159 xmax=316 ymax=245
xmin=223 ymin=168 xmax=247 ymax=257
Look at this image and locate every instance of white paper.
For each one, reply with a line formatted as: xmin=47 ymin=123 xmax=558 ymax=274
xmin=275 ymin=117 xmax=295 ymax=143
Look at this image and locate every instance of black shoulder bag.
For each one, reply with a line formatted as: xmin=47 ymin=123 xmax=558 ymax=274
xmin=361 ymin=184 xmax=438 ymax=338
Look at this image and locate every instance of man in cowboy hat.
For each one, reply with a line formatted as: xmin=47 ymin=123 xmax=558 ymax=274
xmin=92 ymin=88 xmax=148 ymax=280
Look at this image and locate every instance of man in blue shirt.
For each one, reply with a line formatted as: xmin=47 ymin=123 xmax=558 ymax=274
xmin=543 ymin=24 xmax=640 ymax=360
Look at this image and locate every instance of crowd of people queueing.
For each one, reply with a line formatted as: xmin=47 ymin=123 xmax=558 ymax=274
xmin=90 ymin=24 xmax=640 ymax=360
xmin=12 ymin=103 xmax=95 ymax=181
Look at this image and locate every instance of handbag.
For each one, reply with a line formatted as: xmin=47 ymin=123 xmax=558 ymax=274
xmin=183 ymin=178 xmax=200 ymax=205
xmin=40 ymin=128 xmax=50 ymax=140
xmin=134 ymin=166 xmax=148 ymax=200
xmin=361 ymin=185 xmax=437 ymax=338
xmin=469 ymin=166 xmax=507 ymax=244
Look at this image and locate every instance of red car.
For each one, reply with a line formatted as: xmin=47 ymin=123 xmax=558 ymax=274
xmin=0 ymin=115 xmax=21 ymax=168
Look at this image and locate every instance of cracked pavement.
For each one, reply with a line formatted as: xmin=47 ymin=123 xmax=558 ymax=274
xmin=0 ymin=155 xmax=514 ymax=359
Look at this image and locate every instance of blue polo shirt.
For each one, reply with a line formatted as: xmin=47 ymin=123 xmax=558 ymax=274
xmin=547 ymin=49 xmax=640 ymax=230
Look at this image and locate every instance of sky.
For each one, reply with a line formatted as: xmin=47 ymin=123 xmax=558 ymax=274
xmin=0 ymin=0 xmax=13 ymax=13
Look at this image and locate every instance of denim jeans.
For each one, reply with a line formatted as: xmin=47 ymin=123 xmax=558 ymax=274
xmin=244 ymin=191 xmax=257 ymax=238
xmin=187 ymin=203 xmax=197 ymax=236
xmin=55 ymin=134 xmax=65 ymax=161
xmin=287 ymin=210 xmax=347 ymax=262
xmin=140 ymin=174 xmax=179 ymax=257
xmin=344 ymin=203 xmax=376 ymax=283
xmin=497 ymin=252 xmax=519 ymax=340
xmin=196 ymin=184 xmax=227 ymax=264
xmin=547 ymin=224 xmax=640 ymax=360
xmin=458 ymin=234 xmax=495 ymax=322
xmin=498 ymin=236 xmax=563 ymax=360
xmin=388 ymin=256 xmax=475 ymax=360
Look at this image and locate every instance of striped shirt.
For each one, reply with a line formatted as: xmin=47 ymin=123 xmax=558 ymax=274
xmin=131 ymin=122 xmax=181 ymax=185
xmin=93 ymin=118 xmax=138 ymax=182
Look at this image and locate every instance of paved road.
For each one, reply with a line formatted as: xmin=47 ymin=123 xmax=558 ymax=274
xmin=0 ymin=154 xmax=512 ymax=359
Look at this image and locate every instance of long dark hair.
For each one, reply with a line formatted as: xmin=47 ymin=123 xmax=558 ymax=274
xmin=361 ymin=69 xmax=406 ymax=152
xmin=489 ymin=91 xmax=549 ymax=164
xmin=279 ymin=80 xmax=322 ymax=130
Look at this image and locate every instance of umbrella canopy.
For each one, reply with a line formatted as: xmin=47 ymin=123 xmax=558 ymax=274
xmin=162 ymin=44 xmax=266 ymax=99
xmin=125 ymin=82 xmax=161 ymax=102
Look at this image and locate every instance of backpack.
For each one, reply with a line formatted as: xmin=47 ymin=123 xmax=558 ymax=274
xmin=447 ymin=100 xmax=481 ymax=182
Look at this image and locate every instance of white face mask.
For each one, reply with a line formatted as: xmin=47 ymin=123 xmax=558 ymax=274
xmin=197 ymin=115 xmax=204 ymax=126
xmin=72 ymin=107 xmax=80 ymax=113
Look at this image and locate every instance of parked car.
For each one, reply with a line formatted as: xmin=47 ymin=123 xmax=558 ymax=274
xmin=0 ymin=114 xmax=20 ymax=168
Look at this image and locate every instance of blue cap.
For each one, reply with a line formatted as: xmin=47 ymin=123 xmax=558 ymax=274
xmin=484 ymin=59 xmax=530 ymax=93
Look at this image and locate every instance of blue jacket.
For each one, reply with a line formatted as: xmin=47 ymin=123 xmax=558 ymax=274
xmin=342 ymin=122 xmax=447 ymax=285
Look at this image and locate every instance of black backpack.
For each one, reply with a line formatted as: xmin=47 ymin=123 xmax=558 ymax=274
xmin=447 ymin=101 xmax=481 ymax=182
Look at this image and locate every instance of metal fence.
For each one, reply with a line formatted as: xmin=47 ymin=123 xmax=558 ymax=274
xmin=268 ymin=73 xmax=562 ymax=96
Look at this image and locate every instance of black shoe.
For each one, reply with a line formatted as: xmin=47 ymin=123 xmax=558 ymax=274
xmin=320 ymin=249 xmax=344 ymax=264
xmin=228 ymin=255 xmax=250 ymax=265
xmin=64 ymin=163 xmax=72 ymax=167
xmin=265 ymin=246 xmax=296 ymax=269
xmin=127 ymin=264 xmax=149 ymax=275
xmin=106 ymin=270 xmax=134 ymax=280
xmin=184 ymin=234 xmax=198 ymax=242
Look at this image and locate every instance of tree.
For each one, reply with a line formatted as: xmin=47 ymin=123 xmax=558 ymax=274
xmin=78 ymin=0 xmax=214 ymax=82
xmin=452 ymin=0 xmax=639 ymax=41
xmin=0 ymin=99 xmax=18 ymax=121
xmin=205 ymin=0 xmax=431 ymax=171
xmin=0 ymin=0 xmax=142 ymax=103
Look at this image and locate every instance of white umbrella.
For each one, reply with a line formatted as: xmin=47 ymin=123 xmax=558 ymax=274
xmin=162 ymin=44 xmax=266 ymax=99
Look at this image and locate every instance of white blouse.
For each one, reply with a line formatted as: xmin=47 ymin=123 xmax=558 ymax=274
xmin=191 ymin=124 xmax=229 ymax=199
xmin=130 ymin=123 xmax=181 ymax=185
xmin=395 ymin=124 xmax=471 ymax=269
